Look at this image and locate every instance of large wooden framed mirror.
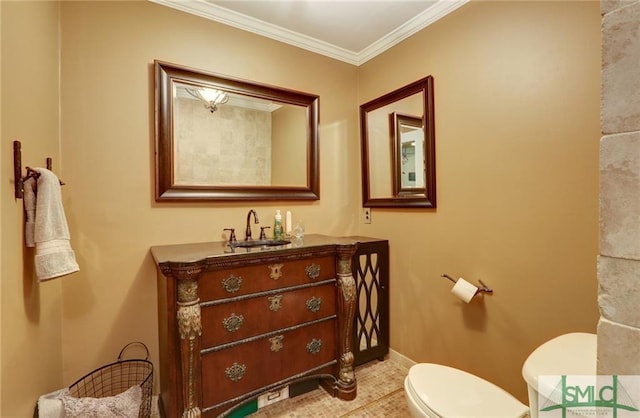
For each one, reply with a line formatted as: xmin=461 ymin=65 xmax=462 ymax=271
xmin=360 ymin=76 xmax=436 ymax=208
xmin=154 ymin=60 xmax=320 ymax=201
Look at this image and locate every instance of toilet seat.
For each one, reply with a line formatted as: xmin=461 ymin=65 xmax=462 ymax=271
xmin=405 ymin=374 xmax=440 ymax=417
xmin=406 ymin=363 xmax=529 ymax=418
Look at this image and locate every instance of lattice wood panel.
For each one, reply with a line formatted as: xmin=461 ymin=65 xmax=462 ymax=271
xmin=352 ymin=240 xmax=389 ymax=366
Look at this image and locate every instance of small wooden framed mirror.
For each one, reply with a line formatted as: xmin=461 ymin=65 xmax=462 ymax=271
xmin=360 ymin=76 xmax=436 ymax=208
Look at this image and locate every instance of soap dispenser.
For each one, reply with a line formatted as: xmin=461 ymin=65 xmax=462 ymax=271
xmin=273 ymin=210 xmax=283 ymax=240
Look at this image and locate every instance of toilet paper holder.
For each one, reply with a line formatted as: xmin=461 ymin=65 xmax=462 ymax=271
xmin=441 ymin=274 xmax=493 ymax=295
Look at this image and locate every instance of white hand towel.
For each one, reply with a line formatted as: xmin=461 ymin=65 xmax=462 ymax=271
xmin=33 ymin=168 xmax=79 ymax=281
xmin=38 ymin=388 xmax=66 ymax=418
xmin=23 ymin=176 xmax=37 ymax=247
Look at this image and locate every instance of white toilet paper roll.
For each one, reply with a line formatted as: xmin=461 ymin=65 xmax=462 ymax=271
xmin=451 ymin=278 xmax=479 ymax=303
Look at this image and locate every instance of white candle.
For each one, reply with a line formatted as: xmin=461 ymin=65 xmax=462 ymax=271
xmin=285 ymin=211 xmax=292 ymax=234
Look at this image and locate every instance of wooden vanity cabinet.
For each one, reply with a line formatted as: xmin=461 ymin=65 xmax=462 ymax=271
xmin=152 ymin=237 xmax=358 ymax=418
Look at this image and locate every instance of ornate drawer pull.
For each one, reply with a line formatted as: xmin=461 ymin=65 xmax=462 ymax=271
xmin=306 ymin=338 xmax=322 ymax=355
xmin=268 ymin=263 xmax=283 ymax=280
xmin=268 ymin=295 xmax=283 ymax=312
xmin=306 ymin=296 xmax=322 ymax=313
xmin=225 ymin=362 xmax=246 ymax=382
xmin=269 ymin=335 xmax=284 ymax=352
xmin=221 ymin=274 xmax=242 ymax=293
xmin=222 ymin=313 xmax=244 ymax=332
xmin=305 ymin=263 xmax=321 ymax=280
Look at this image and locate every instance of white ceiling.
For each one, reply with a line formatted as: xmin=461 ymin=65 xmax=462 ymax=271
xmin=150 ymin=0 xmax=468 ymax=65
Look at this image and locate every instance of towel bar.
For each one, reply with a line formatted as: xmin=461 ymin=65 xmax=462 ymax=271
xmin=13 ymin=140 xmax=65 ymax=199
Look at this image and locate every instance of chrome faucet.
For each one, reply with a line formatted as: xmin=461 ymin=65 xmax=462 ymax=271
xmin=245 ymin=209 xmax=259 ymax=241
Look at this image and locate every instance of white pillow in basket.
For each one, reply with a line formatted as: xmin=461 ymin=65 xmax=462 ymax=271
xmin=61 ymin=385 xmax=142 ymax=418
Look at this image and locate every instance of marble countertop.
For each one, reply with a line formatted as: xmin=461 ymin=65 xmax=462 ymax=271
xmin=150 ymin=234 xmax=385 ymax=265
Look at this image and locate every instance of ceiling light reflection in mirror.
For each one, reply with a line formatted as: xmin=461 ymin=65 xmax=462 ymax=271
xmin=185 ymin=87 xmax=229 ymax=113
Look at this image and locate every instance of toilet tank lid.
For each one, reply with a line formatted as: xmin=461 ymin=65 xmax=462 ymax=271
xmin=522 ymin=332 xmax=597 ymax=387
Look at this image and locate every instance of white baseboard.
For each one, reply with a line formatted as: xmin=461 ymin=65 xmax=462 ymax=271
xmin=388 ymin=348 xmax=417 ymax=371
xmin=151 ymin=395 xmax=160 ymax=418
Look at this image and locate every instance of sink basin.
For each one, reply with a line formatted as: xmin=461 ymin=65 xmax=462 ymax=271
xmin=230 ymin=239 xmax=291 ymax=248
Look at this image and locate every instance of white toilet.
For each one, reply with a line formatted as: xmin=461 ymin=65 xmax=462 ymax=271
xmin=404 ymin=332 xmax=597 ymax=418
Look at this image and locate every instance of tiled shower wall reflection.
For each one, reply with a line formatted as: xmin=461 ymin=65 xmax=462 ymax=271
xmin=598 ymin=0 xmax=640 ymax=375
xmin=174 ymin=97 xmax=272 ymax=185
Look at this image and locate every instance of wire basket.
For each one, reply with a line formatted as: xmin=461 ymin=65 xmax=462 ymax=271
xmin=68 ymin=342 xmax=153 ymax=418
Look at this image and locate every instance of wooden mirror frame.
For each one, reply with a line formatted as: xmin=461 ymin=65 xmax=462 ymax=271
xmin=391 ymin=112 xmax=425 ymax=197
xmin=360 ymin=76 xmax=436 ymax=208
xmin=154 ymin=60 xmax=320 ymax=201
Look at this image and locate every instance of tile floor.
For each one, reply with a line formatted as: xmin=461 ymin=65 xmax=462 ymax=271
xmin=249 ymin=359 xmax=410 ymax=417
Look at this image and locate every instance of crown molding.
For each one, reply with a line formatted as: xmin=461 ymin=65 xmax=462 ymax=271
xmin=150 ymin=0 xmax=468 ymax=66
xmin=356 ymin=0 xmax=468 ymax=65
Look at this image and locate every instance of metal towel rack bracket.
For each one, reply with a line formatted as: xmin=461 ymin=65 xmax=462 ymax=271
xmin=13 ymin=140 xmax=65 ymax=199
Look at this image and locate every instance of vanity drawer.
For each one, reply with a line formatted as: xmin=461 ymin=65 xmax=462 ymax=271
xmin=200 ymin=256 xmax=335 ymax=301
xmin=201 ymin=319 xmax=337 ymax=408
xmin=201 ymin=282 xmax=337 ymax=348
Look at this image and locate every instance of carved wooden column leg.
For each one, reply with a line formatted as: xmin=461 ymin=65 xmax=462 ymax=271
xmin=171 ymin=263 xmax=205 ymax=418
xmin=333 ymin=243 xmax=358 ymax=400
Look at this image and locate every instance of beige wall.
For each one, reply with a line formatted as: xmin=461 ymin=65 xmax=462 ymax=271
xmin=357 ymin=1 xmax=600 ymax=402
xmin=58 ymin=0 xmax=359 ymax=404
xmin=1 ymin=0 xmax=3 ymax=407
xmin=1 ymin=1 xmax=64 ymax=416
xmin=2 ymin=1 xmax=358 ymax=416
xmin=272 ymin=105 xmax=307 ymax=186
xmin=0 ymin=0 xmax=3 ymax=413
xmin=0 ymin=0 xmax=602 ymax=415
